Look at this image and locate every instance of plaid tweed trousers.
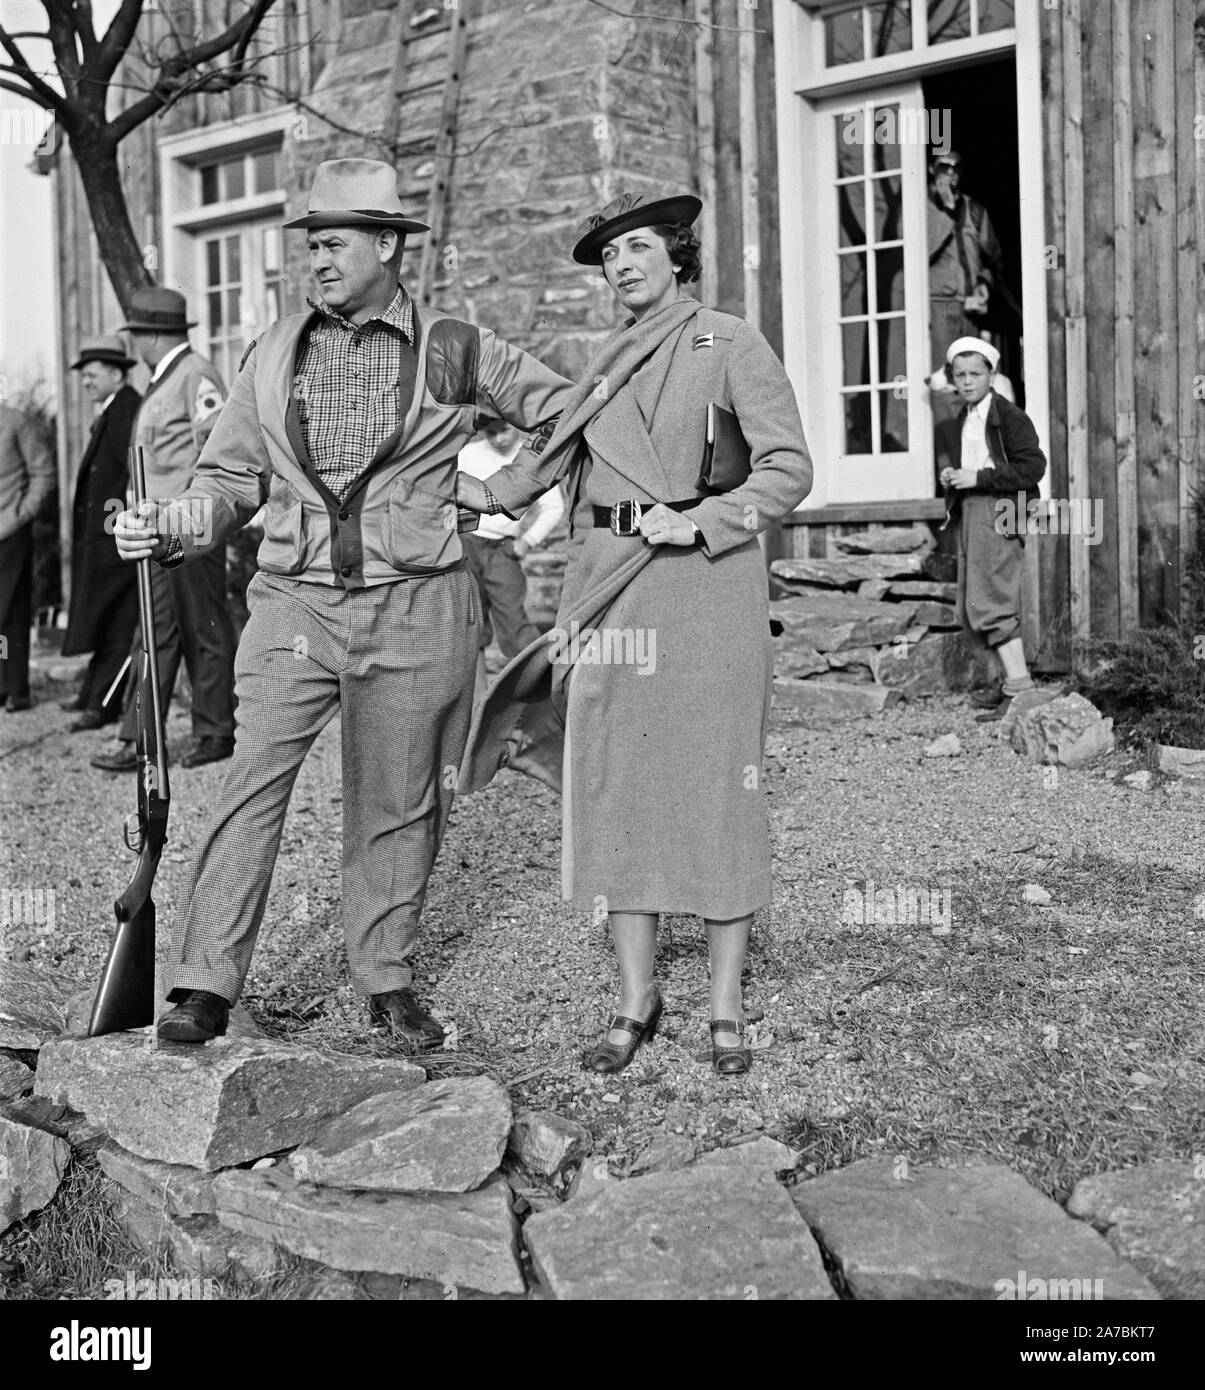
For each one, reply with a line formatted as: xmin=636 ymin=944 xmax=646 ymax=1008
xmin=168 ymin=566 xmax=481 ymax=1005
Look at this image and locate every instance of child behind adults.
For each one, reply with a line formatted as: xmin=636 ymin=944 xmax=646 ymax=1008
xmin=936 ymin=336 xmax=1046 ymax=721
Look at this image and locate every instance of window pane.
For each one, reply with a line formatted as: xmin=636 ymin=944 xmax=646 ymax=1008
xmin=838 ymin=184 xmax=865 ymax=248
xmin=252 ymin=149 xmax=280 ymax=194
xmin=873 ymin=176 xmax=902 ymax=241
xmin=224 ymin=157 xmax=246 ymax=201
xmin=226 ymin=288 xmax=242 ymax=331
xmin=225 ymin=234 xmax=241 ymax=282
xmin=877 ymin=388 xmax=908 ymax=453
xmin=977 ymin=0 xmax=1015 ymax=32
xmin=866 ymin=1 xmax=911 ymax=58
xmin=201 ymin=165 xmax=219 ymax=206
xmin=840 ymin=253 xmax=867 ymax=317
xmin=870 ymin=104 xmax=900 ymax=173
xmin=842 ymin=322 xmax=870 ymax=387
xmin=876 ymin=315 xmax=907 ymax=387
xmin=209 ymin=290 xmax=223 ymax=330
xmin=205 ymin=240 xmax=221 ymax=285
xmin=263 ymin=225 xmax=281 ymax=273
xmin=874 ymin=246 xmax=905 ymax=312
xmin=836 ymin=112 xmax=865 ymax=178
xmin=844 ymin=393 xmax=873 ymax=454
xmin=825 ymin=7 xmax=864 ymax=67
xmin=929 ymin=0 xmax=971 ymax=43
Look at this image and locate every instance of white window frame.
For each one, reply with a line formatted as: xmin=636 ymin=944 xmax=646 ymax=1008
xmin=157 ymin=109 xmax=297 ymax=374
xmin=774 ymin=0 xmax=1047 ymax=507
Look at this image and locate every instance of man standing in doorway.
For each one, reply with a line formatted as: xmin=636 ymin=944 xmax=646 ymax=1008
xmin=92 ymin=288 xmax=236 ymax=772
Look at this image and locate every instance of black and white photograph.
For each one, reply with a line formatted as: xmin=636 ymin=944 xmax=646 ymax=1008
xmin=0 ymin=0 xmax=1201 ymax=1334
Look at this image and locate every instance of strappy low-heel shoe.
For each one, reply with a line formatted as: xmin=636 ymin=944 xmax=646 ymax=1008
xmin=588 ymin=988 xmax=664 ymax=1075
xmin=710 ymin=1019 xmax=752 ymax=1076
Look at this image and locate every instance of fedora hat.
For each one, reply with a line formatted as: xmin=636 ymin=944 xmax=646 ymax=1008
xmin=71 ymin=335 xmax=136 ymax=371
xmin=122 ymin=288 xmax=196 ymax=333
xmin=283 ymin=158 xmax=430 ymax=232
xmin=572 ymin=191 xmax=702 ymax=265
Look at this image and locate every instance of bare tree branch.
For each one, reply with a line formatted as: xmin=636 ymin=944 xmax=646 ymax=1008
xmin=584 ymin=0 xmax=764 ymax=35
xmin=0 ymin=24 xmax=67 ymax=111
xmin=0 ymin=74 xmax=57 ymax=107
xmin=96 ymin=0 xmax=148 ymax=83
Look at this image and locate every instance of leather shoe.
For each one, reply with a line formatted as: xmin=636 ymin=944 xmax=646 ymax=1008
xmin=71 ymin=708 xmax=119 ymax=732
xmin=91 ymin=741 xmax=138 ymax=772
xmin=368 ymin=989 xmax=445 ymax=1050
xmin=181 ymin=737 xmax=234 ymax=769
xmin=157 ymin=990 xmax=230 ymax=1043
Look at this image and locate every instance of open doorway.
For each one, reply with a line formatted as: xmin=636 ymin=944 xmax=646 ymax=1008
xmin=923 ymin=56 xmax=1023 ymax=405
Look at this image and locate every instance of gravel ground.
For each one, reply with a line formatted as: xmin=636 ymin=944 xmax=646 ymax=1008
xmin=3 ymin=658 xmax=1203 ymax=1201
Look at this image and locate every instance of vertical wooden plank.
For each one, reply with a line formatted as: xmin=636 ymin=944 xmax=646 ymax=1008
xmin=1132 ymin=0 xmax=1180 ymax=626
xmin=738 ymin=0 xmax=761 ymax=330
xmin=712 ymin=19 xmax=744 ymax=317
xmin=1037 ymin=0 xmax=1070 ymax=668
xmin=418 ymin=5 xmax=470 ymax=306
xmin=1113 ymin=0 xmax=1139 ymax=630
xmin=1176 ymin=0 xmax=1202 ymax=617
xmin=755 ymin=0 xmax=783 ymax=359
xmin=694 ymin=0 xmax=720 ymax=301
xmin=1081 ymin=4 xmax=1118 ymax=639
xmin=1062 ymin=0 xmax=1090 ymax=652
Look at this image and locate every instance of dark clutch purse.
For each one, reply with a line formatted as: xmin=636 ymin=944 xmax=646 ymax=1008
xmin=697 ymin=402 xmax=752 ymax=494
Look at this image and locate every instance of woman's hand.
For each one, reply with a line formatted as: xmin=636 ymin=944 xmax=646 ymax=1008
xmin=455 ymin=471 xmax=491 ymax=514
xmin=638 ymin=503 xmax=697 ymax=547
xmin=113 ymin=500 xmax=167 ymax=562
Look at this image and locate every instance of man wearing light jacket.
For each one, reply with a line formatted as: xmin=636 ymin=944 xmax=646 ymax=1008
xmin=114 ymin=159 xmax=573 ymax=1047
xmin=0 ymin=402 xmax=56 ymax=711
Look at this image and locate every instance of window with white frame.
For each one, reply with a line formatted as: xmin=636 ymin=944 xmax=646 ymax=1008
xmin=159 ymin=113 xmax=294 ymax=388
xmin=821 ymin=1 xmax=1015 ymax=68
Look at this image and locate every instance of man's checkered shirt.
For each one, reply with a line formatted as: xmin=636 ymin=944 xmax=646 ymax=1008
xmin=294 ymin=286 xmax=416 ymax=499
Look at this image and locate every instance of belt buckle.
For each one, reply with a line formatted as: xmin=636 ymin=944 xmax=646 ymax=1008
xmin=610 ymin=500 xmax=642 ymax=536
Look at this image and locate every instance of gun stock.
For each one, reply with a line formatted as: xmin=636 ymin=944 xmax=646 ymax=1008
xmin=88 ymin=447 xmax=171 ymax=1037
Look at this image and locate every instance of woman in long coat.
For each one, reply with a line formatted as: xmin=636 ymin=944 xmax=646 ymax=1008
xmin=459 ymin=192 xmax=813 ymax=1074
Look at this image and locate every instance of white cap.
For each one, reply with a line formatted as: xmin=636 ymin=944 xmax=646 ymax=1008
xmin=946 ymin=336 xmax=1000 ymax=371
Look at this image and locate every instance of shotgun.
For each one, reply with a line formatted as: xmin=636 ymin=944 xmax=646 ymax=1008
xmin=87 ymin=447 xmax=170 ymax=1035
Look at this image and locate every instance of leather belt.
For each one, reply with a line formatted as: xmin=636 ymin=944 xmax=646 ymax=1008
xmin=591 ymin=498 xmax=704 ymax=536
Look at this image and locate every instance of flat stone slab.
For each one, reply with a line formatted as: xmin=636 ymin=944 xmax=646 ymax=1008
xmin=507 ymin=1108 xmax=592 ymax=1179
xmin=97 ymin=1143 xmax=219 ymax=1218
xmin=213 ymin=1167 xmax=525 ymax=1295
xmin=289 ymin=1075 xmax=511 ymax=1192
xmin=1156 ymin=745 xmax=1205 ymax=779
xmin=525 ymin=1163 xmax=834 ymax=1300
xmin=693 ymin=1138 xmax=797 ymax=1177
xmin=770 ymin=593 xmax=918 ymax=652
xmin=889 ymin=580 xmax=958 ymax=600
xmin=35 ymin=1033 xmax=425 ymax=1170
xmin=116 ymin=1187 xmax=281 ymax=1282
xmin=1 ymin=1112 xmax=70 ymax=1235
xmin=0 ymin=960 xmax=73 ymax=1049
xmin=1067 ymin=1162 xmax=1205 ymax=1300
xmin=789 ymin=1158 xmax=1159 ymax=1300
xmin=772 ymin=554 xmax=925 ymax=587
xmin=834 ymin=524 xmax=933 ymax=555
xmin=774 ymin=678 xmax=901 ymax=720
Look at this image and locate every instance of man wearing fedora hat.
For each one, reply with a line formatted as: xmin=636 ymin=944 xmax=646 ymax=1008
xmin=93 ymin=287 xmax=237 ymax=772
xmin=60 ymin=336 xmax=142 ymax=730
xmin=113 ymin=157 xmax=572 ymax=1046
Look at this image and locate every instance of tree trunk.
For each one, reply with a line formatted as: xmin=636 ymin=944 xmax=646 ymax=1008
xmin=69 ymin=129 xmax=155 ymax=315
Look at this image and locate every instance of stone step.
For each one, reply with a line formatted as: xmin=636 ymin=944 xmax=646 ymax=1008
xmin=788 ymin=1157 xmax=1159 ymax=1300
xmin=773 ymin=678 xmax=902 ymax=719
xmin=772 ymin=554 xmax=926 ymax=588
xmin=1067 ymin=1161 xmax=1205 ymax=1301
xmin=524 ymin=1159 xmax=834 ymax=1300
xmin=287 ymin=1075 xmax=511 ymax=1193
xmin=213 ymin=1166 xmax=525 ymax=1296
xmin=0 ymin=1111 xmax=70 ymax=1236
xmin=770 ymin=593 xmax=918 ymax=653
xmin=35 ymin=1033 xmax=425 ymax=1171
xmin=889 ymin=579 xmax=958 ymax=601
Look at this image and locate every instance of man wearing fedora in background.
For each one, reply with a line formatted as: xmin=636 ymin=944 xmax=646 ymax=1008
xmin=93 ymin=287 xmax=237 ymax=772
xmin=114 ymin=158 xmax=572 ymax=1047
xmin=60 ymin=336 xmax=142 ymax=730
xmin=0 ymin=397 xmax=55 ymax=713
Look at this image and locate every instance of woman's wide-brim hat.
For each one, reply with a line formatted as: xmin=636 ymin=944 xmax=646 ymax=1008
xmin=572 ymin=191 xmax=702 ymax=265
xmin=71 ymin=335 xmax=136 ymax=371
xmin=283 ymin=158 xmax=430 ymax=232
xmin=122 ymin=288 xmax=197 ymax=332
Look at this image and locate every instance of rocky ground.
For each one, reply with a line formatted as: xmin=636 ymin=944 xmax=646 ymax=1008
xmin=3 ymin=646 xmax=1203 ymax=1217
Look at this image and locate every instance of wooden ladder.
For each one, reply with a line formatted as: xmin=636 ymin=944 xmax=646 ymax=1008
xmin=384 ymin=0 xmax=473 ymax=308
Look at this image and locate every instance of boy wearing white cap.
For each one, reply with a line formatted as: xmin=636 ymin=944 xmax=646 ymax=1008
xmin=937 ymin=336 xmax=1046 ymax=720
